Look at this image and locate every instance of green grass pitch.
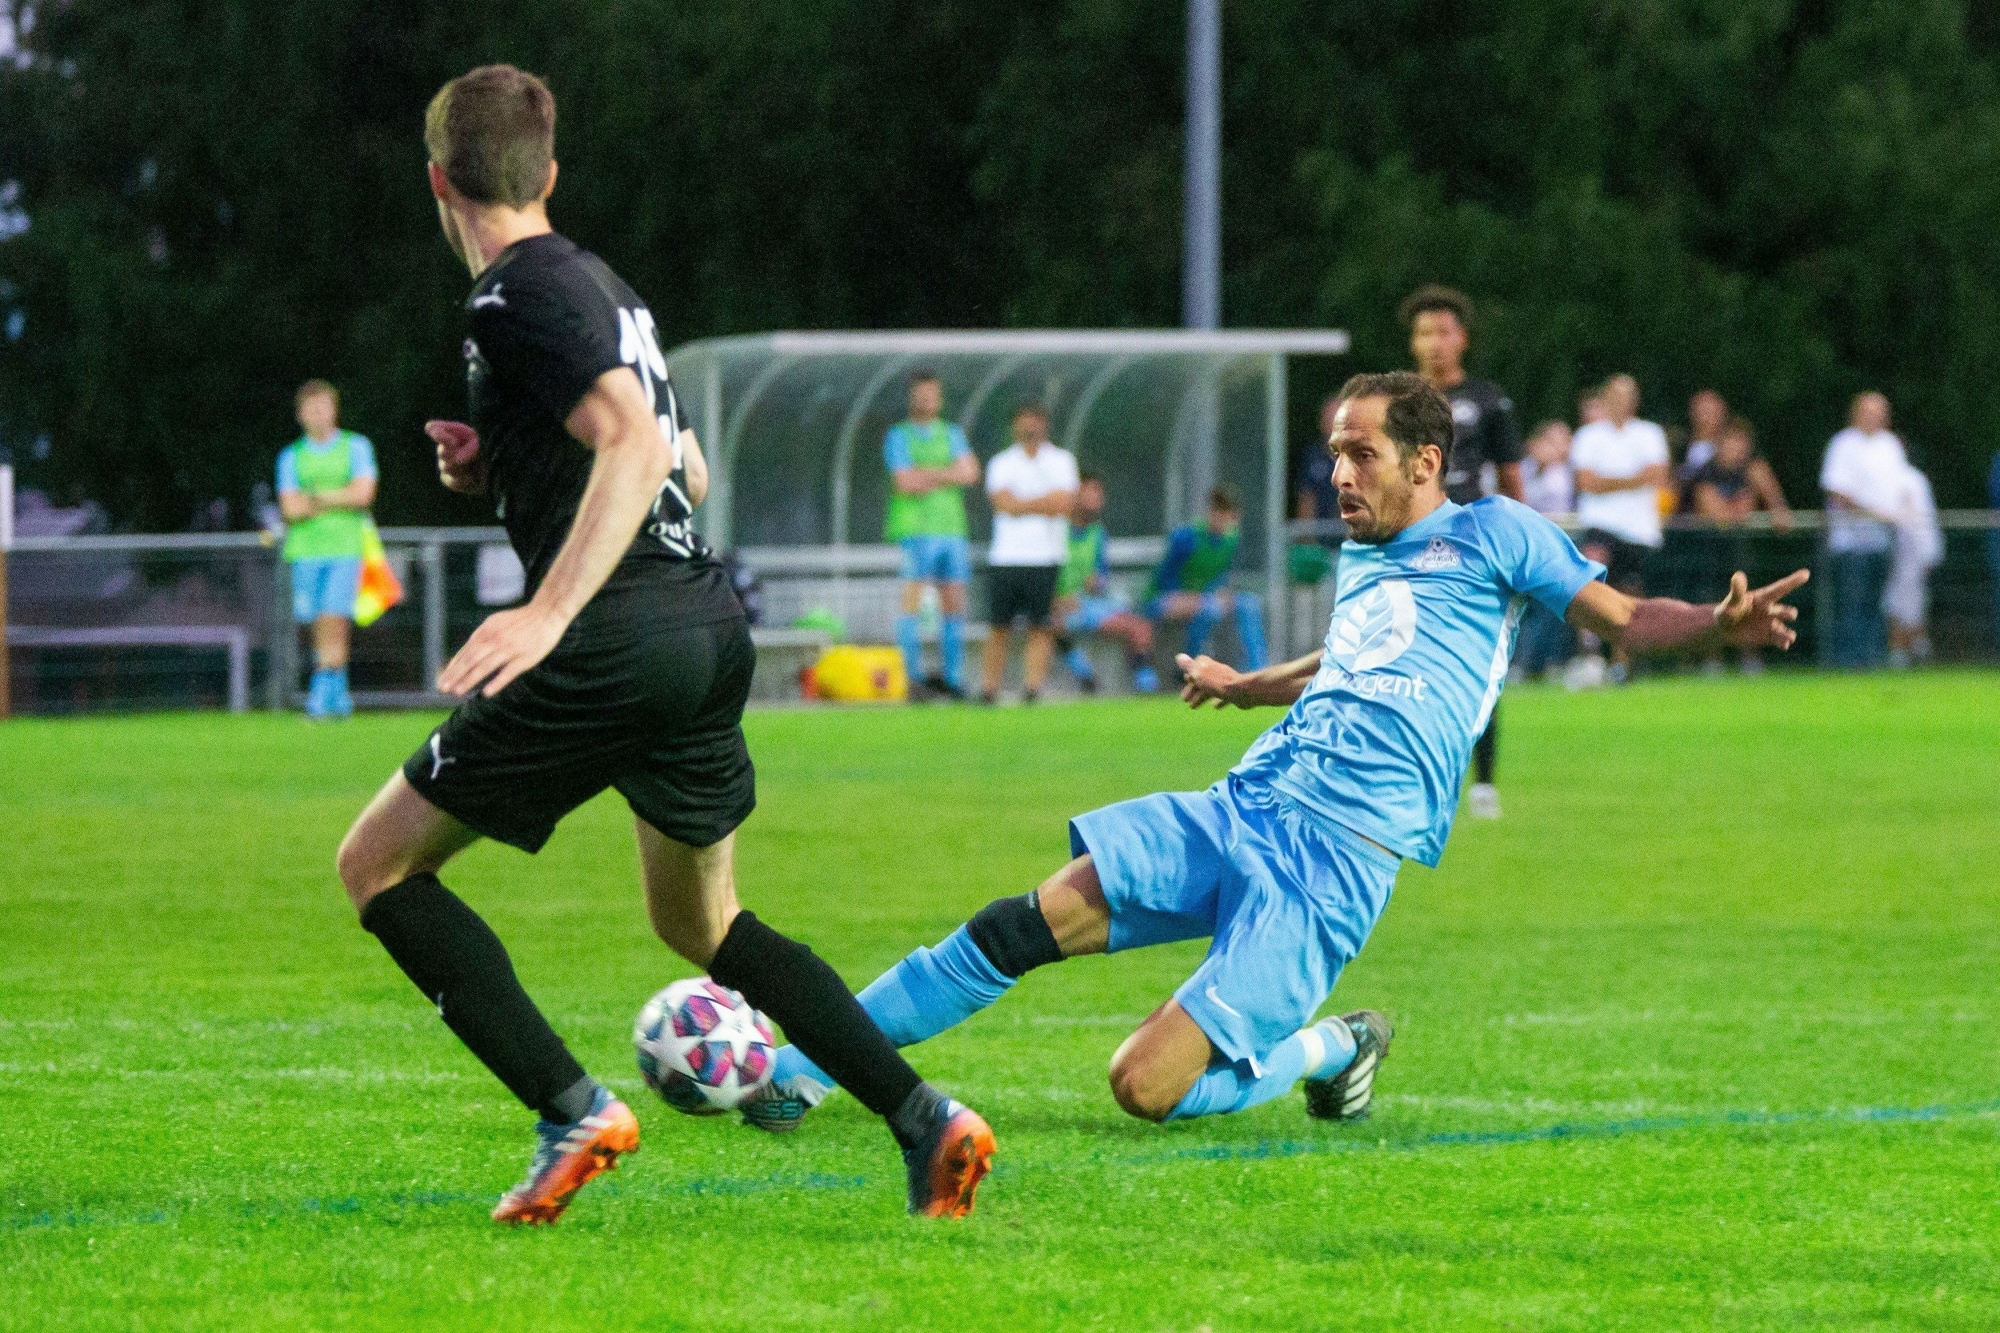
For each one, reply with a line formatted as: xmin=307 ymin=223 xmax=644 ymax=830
xmin=3 ymin=672 xmax=1999 ymax=1330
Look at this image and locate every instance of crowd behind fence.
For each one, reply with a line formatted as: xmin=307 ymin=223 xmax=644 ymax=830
xmin=1 ymin=511 xmax=1996 ymax=717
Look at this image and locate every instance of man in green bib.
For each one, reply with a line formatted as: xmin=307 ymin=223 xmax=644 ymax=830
xmin=884 ymin=371 xmax=979 ymax=698
xmin=1055 ymin=473 xmax=1158 ymax=693
xmin=1145 ymin=486 xmax=1268 ymax=670
xmin=277 ymin=379 xmax=379 ymax=718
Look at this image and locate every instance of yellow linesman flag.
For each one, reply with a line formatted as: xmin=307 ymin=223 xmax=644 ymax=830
xmin=353 ymin=517 xmax=405 ymax=628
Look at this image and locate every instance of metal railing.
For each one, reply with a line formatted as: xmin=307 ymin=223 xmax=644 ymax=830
xmin=1 ymin=513 xmax=1995 ymax=715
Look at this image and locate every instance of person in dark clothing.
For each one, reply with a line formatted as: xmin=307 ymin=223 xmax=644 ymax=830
xmin=332 ymin=64 xmax=994 ymax=1227
xmin=1401 ymin=285 xmax=1522 ymax=819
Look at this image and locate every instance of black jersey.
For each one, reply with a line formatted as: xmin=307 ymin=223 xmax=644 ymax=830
xmin=463 ymin=232 xmax=737 ymax=626
xmin=1440 ymin=377 xmax=1523 ymax=506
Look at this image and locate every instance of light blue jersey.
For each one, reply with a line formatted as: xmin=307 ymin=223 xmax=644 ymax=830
xmin=769 ymin=495 xmax=1606 ymax=1118
xmin=1235 ymin=498 xmax=1603 ymax=866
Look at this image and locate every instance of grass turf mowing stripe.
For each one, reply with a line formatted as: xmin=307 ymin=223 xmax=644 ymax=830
xmin=13 ymin=1095 xmax=1997 ymax=1235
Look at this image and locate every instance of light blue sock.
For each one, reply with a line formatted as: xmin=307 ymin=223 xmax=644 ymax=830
xmin=305 ymin=668 xmax=332 ymax=715
xmin=1234 ymin=593 xmax=1269 ymax=670
xmin=331 ymin=666 xmax=353 ymax=716
xmin=895 ymin=614 xmax=924 ymax=686
xmin=940 ymin=616 xmax=966 ymax=691
xmin=1064 ymin=645 xmax=1095 ymax=682
xmin=771 ymin=924 xmax=1016 ymax=1095
xmin=1185 ymin=603 xmax=1219 ymax=658
xmin=1164 ymin=1018 xmax=1357 ymax=1120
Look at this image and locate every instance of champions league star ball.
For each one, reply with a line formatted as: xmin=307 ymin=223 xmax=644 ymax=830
xmin=634 ymin=978 xmax=777 ymax=1115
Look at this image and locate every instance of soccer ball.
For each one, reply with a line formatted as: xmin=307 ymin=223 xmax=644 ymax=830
xmin=633 ymin=978 xmax=777 ymax=1115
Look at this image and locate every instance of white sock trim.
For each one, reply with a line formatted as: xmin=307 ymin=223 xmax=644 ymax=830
xmin=1297 ymin=1024 xmax=1329 ymax=1078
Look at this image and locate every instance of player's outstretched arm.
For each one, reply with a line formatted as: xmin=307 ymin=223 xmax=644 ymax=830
xmin=1566 ymin=569 xmax=1810 ymax=657
xmin=438 ymin=367 xmax=671 ymax=697
xmin=1176 ymin=650 xmax=1320 ymax=710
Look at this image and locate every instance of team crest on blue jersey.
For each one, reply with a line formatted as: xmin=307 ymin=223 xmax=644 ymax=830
xmin=1410 ymin=537 xmax=1462 ymax=572
xmin=1331 ymin=579 xmax=1418 ymax=672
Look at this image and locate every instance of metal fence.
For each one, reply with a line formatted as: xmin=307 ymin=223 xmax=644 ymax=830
xmin=1 ymin=514 xmax=1996 ymax=716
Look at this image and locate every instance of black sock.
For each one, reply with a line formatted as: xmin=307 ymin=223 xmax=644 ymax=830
xmin=361 ymin=873 xmax=590 ymax=1123
xmin=1474 ymin=709 xmax=1498 ymax=785
xmin=708 ymin=910 xmax=926 ymax=1144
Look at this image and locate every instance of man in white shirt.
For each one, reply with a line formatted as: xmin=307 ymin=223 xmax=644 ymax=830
xmin=1819 ymin=392 xmax=1909 ymax=668
xmin=1570 ymin=375 xmax=1670 ymax=680
xmin=980 ymin=403 xmax=1080 ymax=703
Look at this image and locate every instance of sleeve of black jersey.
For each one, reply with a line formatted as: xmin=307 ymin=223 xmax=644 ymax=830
xmin=470 ymin=272 xmax=624 ymax=425
xmin=1486 ymin=385 xmax=1525 ymax=466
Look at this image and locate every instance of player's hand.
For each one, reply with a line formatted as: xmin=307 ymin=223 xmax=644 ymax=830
xmin=438 ymin=603 xmax=568 ymax=698
xmin=427 ymin=420 xmax=486 ymax=495
xmin=1177 ymin=653 xmax=1246 ymax=710
xmin=1715 ymin=569 xmax=1810 ymax=650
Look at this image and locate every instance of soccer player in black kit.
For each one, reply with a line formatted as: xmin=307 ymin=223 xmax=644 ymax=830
xmin=334 ymin=64 xmax=994 ymax=1224
xmin=1400 ymin=286 xmax=1523 ymax=819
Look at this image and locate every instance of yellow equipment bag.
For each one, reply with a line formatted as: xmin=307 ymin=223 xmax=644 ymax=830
xmin=353 ymin=517 xmax=405 ymax=628
xmin=811 ymin=645 xmax=908 ymax=702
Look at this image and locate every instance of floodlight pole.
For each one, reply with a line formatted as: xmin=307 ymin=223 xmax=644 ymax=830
xmin=1182 ymin=0 xmax=1224 ymax=525
xmin=1183 ymin=0 xmax=1221 ymax=332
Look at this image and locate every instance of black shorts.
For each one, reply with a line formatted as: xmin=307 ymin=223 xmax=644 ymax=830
xmin=988 ymin=564 xmax=1060 ymax=628
xmin=1579 ymin=529 xmax=1656 ymax=594
xmin=404 ymin=590 xmax=756 ymax=853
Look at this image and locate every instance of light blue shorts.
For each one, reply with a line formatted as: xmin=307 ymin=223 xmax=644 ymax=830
xmin=1064 ymin=594 xmax=1128 ymax=633
xmin=291 ymin=555 xmax=362 ymax=623
xmin=899 ymin=534 xmax=971 ymax=585
xmin=1069 ymin=777 xmax=1399 ymax=1072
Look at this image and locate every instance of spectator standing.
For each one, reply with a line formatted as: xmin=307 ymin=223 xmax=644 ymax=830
xmin=277 ymin=379 xmax=377 ymax=719
xmin=1688 ymin=418 xmax=1793 ymax=673
xmin=1402 ymin=285 xmax=1522 ymax=818
xmin=1819 ymin=392 xmax=1908 ymax=669
xmin=884 ymin=371 xmax=979 ymax=699
xmin=1571 ymin=374 xmax=1670 ymax=683
xmin=1882 ymin=459 xmax=1943 ymax=668
xmin=1146 ymin=487 xmax=1268 ymax=671
xmin=1680 ymin=389 xmax=1730 ymax=490
xmin=1689 ymin=418 xmax=1792 ymax=530
xmin=980 ymin=403 xmax=1078 ymax=704
xmin=1513 ymin=421 xmax=1577 ymax=680
xmin=1521 ymin=421 xmax=1575 ymax=517
xmin=1294 ymin=394 xmax=1344 ymax=546
xmin=1054 ymin=473 xmax=1157 ymax=694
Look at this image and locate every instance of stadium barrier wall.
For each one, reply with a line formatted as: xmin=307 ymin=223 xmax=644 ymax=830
xmin=1 ymin=514 xmax=1995 ymax=715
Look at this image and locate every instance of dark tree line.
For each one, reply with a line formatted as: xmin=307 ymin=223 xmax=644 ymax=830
xmin=4 ymin=0 xmax=1999 ymax=530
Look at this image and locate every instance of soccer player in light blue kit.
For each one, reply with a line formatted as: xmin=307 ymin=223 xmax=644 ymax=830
xmin=749 ymin=373 xmax=1809 ymax=1129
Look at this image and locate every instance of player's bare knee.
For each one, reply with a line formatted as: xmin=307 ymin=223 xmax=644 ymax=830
xmin=335 ymin=825 xmax=394 ymax=911
xmin=1106 ymin=1049 xmax=1175 ymax=1122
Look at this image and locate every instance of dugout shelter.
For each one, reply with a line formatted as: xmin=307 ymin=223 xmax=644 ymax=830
xmin=663 ymin=329 xmax=1351 ymax=653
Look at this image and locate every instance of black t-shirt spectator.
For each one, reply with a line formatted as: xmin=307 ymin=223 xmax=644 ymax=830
xmin=1441 ymin=378 xmax=1523 ymax=505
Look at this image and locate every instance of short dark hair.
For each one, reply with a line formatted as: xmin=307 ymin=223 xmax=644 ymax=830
xmin=909 ymin=369 xmax=941 ymax=389
xmin=1012 ymin=401 xmax=1049 ymax=421
xmin=1079 ymin=470 xmax=1104 ymax=487
xmin=1398 ymin=284 xmax=1474 ymax=332
xmin=425 ymin=65 xmax=556 ymax=207
xmin=1337 ymin=371 xmax=1453 ymax=476
xmin=1207 ymin=485 xmax=1241 ymax=515
xmin=295 ymin=379 xmax=338 ymax=410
